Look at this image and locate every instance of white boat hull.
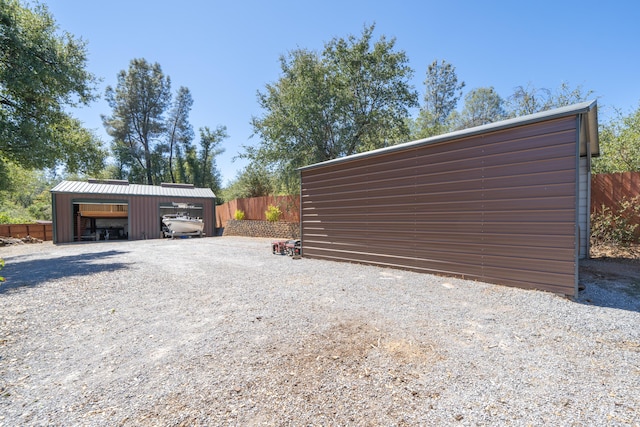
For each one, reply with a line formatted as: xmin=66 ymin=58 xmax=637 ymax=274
xmin=162 ymin=217 xmax=204 ymax=234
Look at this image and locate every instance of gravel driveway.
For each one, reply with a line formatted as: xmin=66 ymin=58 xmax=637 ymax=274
xmin=1 ymin=237 xmax=638 ymax=426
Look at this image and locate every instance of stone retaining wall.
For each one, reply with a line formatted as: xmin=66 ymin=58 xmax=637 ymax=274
xmin=222 ymin=220 xmax=300 ymax=239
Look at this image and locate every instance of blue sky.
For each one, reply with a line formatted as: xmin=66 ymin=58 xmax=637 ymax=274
xmin=44 ymin=0 xmax=640 ymax=185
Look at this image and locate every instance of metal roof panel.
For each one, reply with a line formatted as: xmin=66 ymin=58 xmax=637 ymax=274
xmin=51 ymin=180 xmax=216 ymax=198
xmin=299 ymin=100 xmax=598 ymax=172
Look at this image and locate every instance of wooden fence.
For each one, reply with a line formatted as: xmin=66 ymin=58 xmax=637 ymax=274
xmin=591 ymin=172 xmax=640 ymax=240
xmin=216 ymin=195 xmax=300 ymax=228
xmin=591 ymin=172 xmax=640 ymax=212
xmin=0 ymin=223 xmax=53 ymax=241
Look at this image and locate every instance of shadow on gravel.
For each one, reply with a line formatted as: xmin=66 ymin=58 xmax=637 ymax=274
xmin=0 ymin=250 xmax=129 ymax=293
xmin=576 ymin=260 xmax=640 ymax=312
xmin=575 ymin=287 xmax=640 ymax=313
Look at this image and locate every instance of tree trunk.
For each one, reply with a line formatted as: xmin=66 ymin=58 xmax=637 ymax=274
xmin=144 ymin=143 xmax=153 ymax=185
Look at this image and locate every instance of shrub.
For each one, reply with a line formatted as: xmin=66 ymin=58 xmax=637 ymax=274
xmin=234 ymin=209 xmax=245 ymax=220
xmin=590 ymin=196 xmax=640 ymax=247
xmin=265 ymin=204 xmax=282 ymax=222
xmin=0 ymin=212 xmax=33 ymax=224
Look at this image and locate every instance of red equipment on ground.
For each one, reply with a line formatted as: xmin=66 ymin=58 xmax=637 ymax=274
xmin=271 ymin=239 xmax=301 ymax=257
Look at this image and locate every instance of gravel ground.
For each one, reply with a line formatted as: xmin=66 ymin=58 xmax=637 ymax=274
xmin=0 ymin=237 xmax=638 ymax=426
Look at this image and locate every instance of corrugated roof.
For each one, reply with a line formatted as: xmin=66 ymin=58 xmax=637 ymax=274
xmin=299 ymin=100 xmax=599 ymax=172
xmin=51 ymin=180 xmax=215 ymax=198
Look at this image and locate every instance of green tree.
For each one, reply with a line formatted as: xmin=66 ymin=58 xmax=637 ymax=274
xmin=323 ymin=24 xmax=418 ymax=152
xmin=0 ymin=161 xmax=54 ymax=222
xmin=166 ymin=86 xmax=194 ymax=183
xmin=506 ymin=83 xmax=553 ymax=117
xmin=246 ymin=24 xmax=418 ymax=190
xmin=103 ymin=58 xmax=172 ymax=185
xmin=593 ymin=105 xmax=640 ymax=173
xmin=506 ymin=82 xmax=594 ymax=117
xmin=414 ymin=59 xmax=465 ymax=138
xmin=222 ymin=164 xmax=276 ymax=201
xmin=196 ymin=126 xmax=227 ymax=192
xmin=0 ymin=0 xmax=105 ymax=180
xmin=247 ymin=48 xmax=332 ymax=190
xmin=549 ymin=82 xmax=594 ymax=108
xmin=456 ymin=87 xmax=506 ymax=129
xmin=175 ymin=143 xmax=192 ymax=184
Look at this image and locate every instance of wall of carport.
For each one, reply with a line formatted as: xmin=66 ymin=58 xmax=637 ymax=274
xmin=52 ymin=193 xmax=215 ymax=243
xmin=300 ymin=109 xmax=597 ymax=297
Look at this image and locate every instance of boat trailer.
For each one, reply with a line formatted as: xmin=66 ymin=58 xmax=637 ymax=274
xmin=162 ymin=228 xmax=204 ymax=239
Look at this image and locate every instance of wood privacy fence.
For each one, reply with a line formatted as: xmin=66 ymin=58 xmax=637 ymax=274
xmin=591 ymin=172 xmax=640 ymax=212
xmin=591 ymin=172 xmax=640 ymax=240
xmin=0 ymin=223 xmax=53 ymax=241
xmin=216 ymin=195 xmax=300 ymax=228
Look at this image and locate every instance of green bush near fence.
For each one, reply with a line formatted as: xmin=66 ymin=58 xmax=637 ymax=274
xmin=590 ymin=196 xmax=640 ymax=247
xmin=234 ymin=209 xmax=246 ymax=220
xmin=0 ymin=212 xmax=32 ymax=224
xmin=265 ymin=205 xmax=282 ymax=222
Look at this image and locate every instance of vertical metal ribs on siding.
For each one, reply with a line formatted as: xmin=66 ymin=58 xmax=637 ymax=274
xmin=574 ymin=114 xmax=582 ymax=296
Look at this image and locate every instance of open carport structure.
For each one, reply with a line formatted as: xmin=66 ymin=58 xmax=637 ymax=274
xmin=299 ymin=101 xmax=599 ymax=296
xmin=51 ymin=179 xmax=216 ymax=243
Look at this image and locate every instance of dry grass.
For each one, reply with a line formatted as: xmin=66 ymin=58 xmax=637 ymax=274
xmin=590 ymin=243 xmax=640 ymax=261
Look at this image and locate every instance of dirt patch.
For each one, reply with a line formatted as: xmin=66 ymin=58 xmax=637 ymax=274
xmin=121 ymin=320 xmax=446 ymax=426
xmin=289 ymin=320 xmax=443 ymax=370
xmin=590 ymin=243 xmax=640 ymax=260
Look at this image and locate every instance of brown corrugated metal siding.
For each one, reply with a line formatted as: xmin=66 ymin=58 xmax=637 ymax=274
xmin=300 ymin=103 xmax=599 ymax=296
xmin=51 ymin=181 xmax=216 ymax=243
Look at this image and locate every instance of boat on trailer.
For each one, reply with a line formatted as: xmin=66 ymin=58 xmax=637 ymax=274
xmin=162 ymin=203 xmax=204 ymax=237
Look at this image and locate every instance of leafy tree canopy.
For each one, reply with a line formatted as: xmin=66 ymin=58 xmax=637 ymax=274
xmin=506 ymin=82 xmax=595 ymax=117
xmin=506 ymin=83 xmax=553 ymax=116
xmin=0 ymin=161 xmax=54 ymax=222
xmin=0 ymin=0 xmax=105 ymax=179
xmin=103 ymin=58 xmax=172 ymax=185
xmin=196 ymin=126 xmax=226 ymax=194
xmin=593 ymin=105 xmax=640 ymax=173
xmin=456 ymin=86 xmax=506 ymax=129
xmin=421 ymin=60 xmax=465 ymax=127
xmin=221 ymin=164 xmax=277 ymax=201
xmin=244 ymin=24 xmax=418 ymax=191
xmin=166 ymin=86 xmax=194 ymax=183
xmin=102 ymin=59 xmax=228 ymax=191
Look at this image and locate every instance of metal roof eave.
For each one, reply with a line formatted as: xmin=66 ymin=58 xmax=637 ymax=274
xmin=50 ymin=181 xmax=216 ymax=198
xmin=581 ymin=104 xmax=599 ymax=157
xmin=299 ymin=100 xmax=598 ymax=172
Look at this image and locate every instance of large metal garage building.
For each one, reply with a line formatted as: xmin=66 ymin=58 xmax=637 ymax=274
xmin=51 ymin=180 xmax=216 ymax=243
xmin=299 ymin=101 xmax=599 ymax=296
